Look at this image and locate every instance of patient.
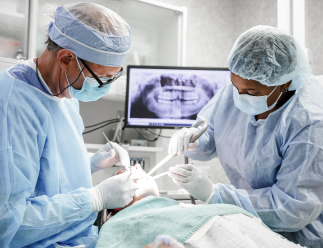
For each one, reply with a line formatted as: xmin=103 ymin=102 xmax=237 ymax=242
xmin=95 ymin=164 xmax=159 ymax=227
xmin=95 ymin=165 xmax=304 ymax=248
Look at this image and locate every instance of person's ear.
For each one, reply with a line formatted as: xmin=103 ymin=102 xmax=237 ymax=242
xmin=57 ymin=49 xmax=76 ymax=71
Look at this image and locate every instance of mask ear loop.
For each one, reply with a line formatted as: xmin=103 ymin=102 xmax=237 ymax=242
xmin=65 ymin=71 xmax=74 ymax=98
xmin=267 ymin=85 xmax=278 ymax=98
xmin=75 ymin=56 xmax=88 ymax=82
xmin=268 ymin=87 xmax=288 ymax=109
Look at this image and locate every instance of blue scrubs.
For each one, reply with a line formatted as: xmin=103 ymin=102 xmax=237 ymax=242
xmin=186 ymin=77 xmax=323 ymax=248
xmin=0 ymin=61 xmax=97 ymax=247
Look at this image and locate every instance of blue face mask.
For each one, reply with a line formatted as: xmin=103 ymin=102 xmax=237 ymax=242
xmin=232 ymin=80 xmax=285 ymax=115
xmin=66 ymin=58 xmax=112 ymax=102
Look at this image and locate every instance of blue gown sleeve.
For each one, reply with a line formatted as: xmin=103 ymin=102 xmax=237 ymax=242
xmin=0 ymin=107 xmax=93 ymax=247
xmin=183 ymin=123 xmax=217 ymax=161
xmin=209 ymin=142 xmax=323 ymax=232
xmin=182 ymin=84 xmax=228 ymax=161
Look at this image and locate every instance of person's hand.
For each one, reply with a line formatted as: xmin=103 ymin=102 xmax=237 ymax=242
xmin=90 ymin=142 xmax=130 ymax=173
xmin=143 ymin=235 xmax=184 ymax=248
xmin=168 ymin=127 xmax=199 ymax=156
xmin=168 ymin=164 xmax=214 ymax=202
xmin=88 ymin=171 xmax=139 ymax=211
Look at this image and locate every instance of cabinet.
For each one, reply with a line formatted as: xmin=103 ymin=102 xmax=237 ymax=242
xmin=0 ymin=1 xmax=29 ymax=60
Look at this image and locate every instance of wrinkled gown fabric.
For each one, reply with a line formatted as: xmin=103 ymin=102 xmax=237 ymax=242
xmin=0 ymin=61 xmax=97 ymax=248
xmin=185 ymin=77 xmax=323 ymax=248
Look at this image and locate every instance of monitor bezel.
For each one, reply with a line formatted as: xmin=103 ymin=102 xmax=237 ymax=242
xmin=124 ymin=65 xmax=230 ymax=129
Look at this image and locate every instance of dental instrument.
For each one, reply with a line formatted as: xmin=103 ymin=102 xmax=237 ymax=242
xmin=152 ymin=171 xmax=169 ymax=180
xmin=148 ymin=154 xmax=174 ymax=176
xmin=147 ymin=120 xmax=209 ymax=176
xmin=103 ymin=132 xmax=130 ymax=172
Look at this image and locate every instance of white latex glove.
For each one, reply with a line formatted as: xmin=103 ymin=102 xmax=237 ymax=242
xmin=168 ymin=164 xmax=215 ymax=202
xmin=168 ymin=127 xmax=199 ymax=156
xmin=88 ymin=171 xmax=139 ymax=211
xmin=90 ymin=142 xmax=130 ymax=173
xmin=144 ymin=235 xmax=184 ymax=248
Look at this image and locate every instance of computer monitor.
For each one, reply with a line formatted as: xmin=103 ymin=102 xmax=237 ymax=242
xmin=125 ymin=65 xmax=230 ymax=128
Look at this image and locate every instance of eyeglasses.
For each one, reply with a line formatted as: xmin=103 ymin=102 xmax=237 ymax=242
xmin=79 ymin=58 xmax=123 ymax=88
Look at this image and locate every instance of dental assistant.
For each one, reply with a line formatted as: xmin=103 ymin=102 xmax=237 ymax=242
xmin=168 ymin=26 xmax=323 ymax=248
xmin=0 ymin=3 xmax=139 ymax=248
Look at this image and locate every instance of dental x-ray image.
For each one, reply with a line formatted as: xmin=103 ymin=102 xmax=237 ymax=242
xmin=127 ymin=67 xmax=230 ymax=127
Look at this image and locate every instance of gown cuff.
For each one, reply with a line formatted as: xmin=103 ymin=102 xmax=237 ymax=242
xmin=207 ymin=183 xmax=224 ymax=204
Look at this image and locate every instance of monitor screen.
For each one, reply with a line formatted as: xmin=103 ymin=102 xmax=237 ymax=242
xmin=125 ymin=66 xmax=230 ymax=128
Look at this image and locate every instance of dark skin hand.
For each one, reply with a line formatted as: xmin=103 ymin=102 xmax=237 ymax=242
xmin=34 ymin=48 xmax=121 ymax=98
xmin=231 ymin=72 xmax=295 ymax=120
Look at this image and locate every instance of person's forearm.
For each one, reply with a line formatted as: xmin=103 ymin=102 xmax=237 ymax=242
xmin=183 ymin=128 xmax=217 ymax=161
xmin=211 ymin=183 xmax=322 ymax=232
xmin=5 ymin=188 xmax=93 ymax=247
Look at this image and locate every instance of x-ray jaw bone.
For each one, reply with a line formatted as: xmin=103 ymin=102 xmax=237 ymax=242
xmin=142 ymin=74 xmax=215 ymax=119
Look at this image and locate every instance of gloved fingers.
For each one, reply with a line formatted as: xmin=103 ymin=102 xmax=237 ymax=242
xmin=120 ymin=171 xmax=140 ymax=190
xmin=99 ymin=148 xmax=116 ymax=162
xmin=109 ymin=191 xmax=134 ymax=209
xmin=101 ymin=142 xmax=113 ymax=152
xmin=174 ymin=163 xmax=195 ymax=171
xmin=90 ymin=148 xmax=118 ymax=172
xmin=113 ymin=171 xmax=140 ymax=190
xmin=183 ymin=129 xmax=195 ymax=152
xmin=171 ymin=177 xmax=181 ymax=186
xmin=130 ymin=163 xmax=143 ymax=180
xmin=111 ymin=142 xmax=130 ymax=169
xmin=128 ymin=170 xmax=140 ymax=182
xmin=171 ymin=177 xmax=188 ymax=190
xmin=108 ymin=149 xmax=116 ymax=159
xmin=101 ymin=149 xmax=118 ymax=168
xmin=127 ymin=172 xmax=140 ymax=190
xmin=125 ymin=179 xmax=140 ymax=192
xmin=120 ymin=189 xmax=136 ymax=202
xmin=168 ymin=129 xmax=183 ymax=156
xmin=176 ymin=128 xmax=189 ymax=155
xmin=188 ymin=140 xmax=199 ymax=151
xmin=169 ymin=167 xmax=192 ymax=178
xmin=168 ymin=171 xmax=189 ymax=183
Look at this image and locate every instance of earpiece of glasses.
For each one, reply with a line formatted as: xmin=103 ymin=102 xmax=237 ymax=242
xmin=79 ymin=58 xmax=123 ymax=88
xmin=100 ymin=68 xmax=123 ymax=86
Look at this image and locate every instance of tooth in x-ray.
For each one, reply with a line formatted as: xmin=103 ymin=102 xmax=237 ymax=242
xmin=140 ymin=74 xmax=215 ymax=119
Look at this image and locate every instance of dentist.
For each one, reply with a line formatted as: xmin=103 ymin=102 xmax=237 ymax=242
xmin=0 ymin=3 xmax=138 ymax=247
xmin=168 ymin=26 xmax=323 ymax=248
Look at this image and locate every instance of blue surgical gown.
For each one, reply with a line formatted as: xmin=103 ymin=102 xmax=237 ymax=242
xmin=185 ymin=77 xmax=323 ymax=248
xmin=0 ymin=61 xmax=97 ymax=247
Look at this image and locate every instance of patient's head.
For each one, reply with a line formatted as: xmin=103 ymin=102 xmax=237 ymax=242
xmin=114 ymin=164 xmax=159 ymax=211
xmin=95 ymin=164 xmax=159 ymax=229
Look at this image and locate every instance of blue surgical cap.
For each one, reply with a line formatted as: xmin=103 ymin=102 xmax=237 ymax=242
xmin=48 ymin=3 xmax=131 ymax=67
xmin=228 ymin=25 xmax=312 ymax=90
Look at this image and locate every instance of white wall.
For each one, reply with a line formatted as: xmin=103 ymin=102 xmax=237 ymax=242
xmin=305 ymin=0 xmax=323 ymax=76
